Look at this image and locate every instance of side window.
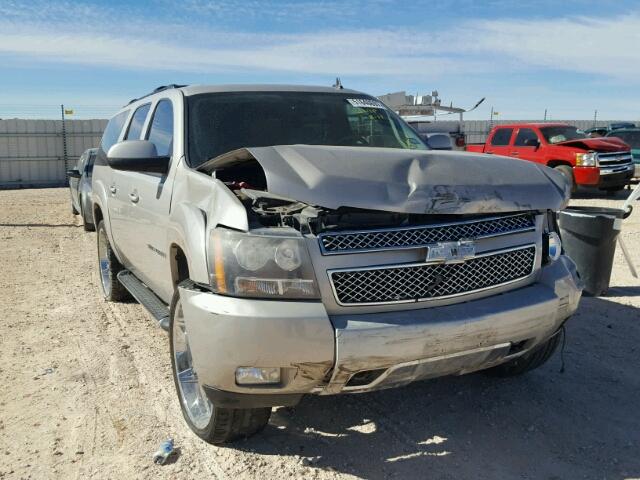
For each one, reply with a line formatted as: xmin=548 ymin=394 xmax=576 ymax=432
xmin=101 ymin=110 xmax=130 ymax=153
xmin=146 ymin=100 xmax=173 ymax=156
xmin=125 ymin=103 xmax=151 ymax=140
xmin=514 ymin=128 xmax=539 ymax=146
xmin=490 ymin=128 xmax=513 ymax=146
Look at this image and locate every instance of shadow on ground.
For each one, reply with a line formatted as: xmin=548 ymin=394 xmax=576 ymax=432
xmin=231 ymin=296 xmax=640 ymax=479
xmin=0 ymin=223 xmax=80 ymax=228
xmin=571 ymin=187 xmax=635 ymax=201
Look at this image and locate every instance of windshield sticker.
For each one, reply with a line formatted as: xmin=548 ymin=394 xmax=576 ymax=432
xmin=347 ymin=98 xmax=386 ymax=109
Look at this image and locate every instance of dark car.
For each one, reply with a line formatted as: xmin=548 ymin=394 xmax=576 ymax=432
xmin=67 ymin=148 xmax=97 ymax=231
xmin=584 ymin=127 xmax=608 ymax=138
xmin=606 ymin=128 xmax=640 ymax=178
xmin=610 ymin=122 xmax=636 ymax=131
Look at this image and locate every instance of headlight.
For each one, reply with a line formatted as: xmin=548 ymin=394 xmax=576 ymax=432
xmin=209 ymin=228 xmax=320 ymax=299
xmin=543 ymin=212 xmax=562 ymax=263
xmin=575 ymin=151 xmax=598 ymax=167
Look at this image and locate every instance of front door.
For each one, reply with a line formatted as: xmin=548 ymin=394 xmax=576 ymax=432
xmin=124 ymin=98 xmax=176 ymax=302
xmin=511 ymin=127 xmax=543 ymax=164
xmin=484 ymin=127 xmax=514 ymax=157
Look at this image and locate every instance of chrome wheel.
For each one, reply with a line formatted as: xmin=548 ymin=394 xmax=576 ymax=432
xmin=97 ymin=227 xmax=111 ymax=297
xmin=172 ymin=298 xmax=213 ymax=430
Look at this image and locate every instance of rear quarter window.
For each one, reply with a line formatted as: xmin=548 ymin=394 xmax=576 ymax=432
xmin=490 ymin=128 xmax=513 ymax=146
xmin=101 ymin=110 xmax=130 ymax=153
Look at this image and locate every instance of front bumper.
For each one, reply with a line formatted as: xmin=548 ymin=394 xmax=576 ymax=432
xmin=574 ymin=165 xmax=634 ymax=187
xmin=179 ymin=255 xmax=582 ymax=407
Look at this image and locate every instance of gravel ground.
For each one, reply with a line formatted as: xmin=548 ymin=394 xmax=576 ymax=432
xmin=0 ymin=187 xmax=639 ymax=480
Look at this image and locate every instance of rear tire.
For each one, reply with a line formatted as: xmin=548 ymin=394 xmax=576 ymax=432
xmin=553 ymin=165 xmax=576 ymax=195
xmin=485 ymin=332 xmax=562 ymax=377
xmin=169 ymin=285 xmax=271 ymax=444
xmin=96 ymin=220 xmax=130 ymax=302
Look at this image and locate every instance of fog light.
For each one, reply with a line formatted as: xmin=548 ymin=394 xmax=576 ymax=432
xmin=547 ymin=232 xmax=562 ymax=262
xmin=235 ymin=367 xmax=281 ymax=385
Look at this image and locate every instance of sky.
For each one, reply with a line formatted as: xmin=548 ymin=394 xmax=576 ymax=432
xmin=1 ymin=0 xmax=640 ymax=120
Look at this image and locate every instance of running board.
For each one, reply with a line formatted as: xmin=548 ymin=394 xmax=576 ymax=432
xmin=117 ymin=271 xmax=170 ymax=331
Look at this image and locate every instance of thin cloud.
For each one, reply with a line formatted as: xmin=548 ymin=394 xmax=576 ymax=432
xmin=0 ymin=9 xmax=639 ymax=81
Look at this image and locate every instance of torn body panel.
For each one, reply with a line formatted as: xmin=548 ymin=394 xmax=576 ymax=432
xmin=198 ymin=145 xmax=570 ymax=215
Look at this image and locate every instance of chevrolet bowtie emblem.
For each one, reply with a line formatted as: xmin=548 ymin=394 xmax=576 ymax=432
xmin=426 ymin=240 xmax=476 ymax=264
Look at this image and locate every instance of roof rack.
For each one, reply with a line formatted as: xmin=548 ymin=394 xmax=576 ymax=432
xmin=126 ymin=84 xmax=187 ymax=106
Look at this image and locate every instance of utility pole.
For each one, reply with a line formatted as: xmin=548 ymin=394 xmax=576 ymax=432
xmin=543 ymin=109 xmax=547 ymax=121
xmin=593 ymin=109 xmax=598 ymax=127
xmin=61 ymin=104 xmax=69 ymax=177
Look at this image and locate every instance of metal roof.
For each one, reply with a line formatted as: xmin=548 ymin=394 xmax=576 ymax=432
xmin=180 ymin=84 xmax=364 ymax=96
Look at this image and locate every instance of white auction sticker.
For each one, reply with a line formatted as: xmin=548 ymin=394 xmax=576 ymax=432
xmin=346 ymin=98 xmax=386 ymax=109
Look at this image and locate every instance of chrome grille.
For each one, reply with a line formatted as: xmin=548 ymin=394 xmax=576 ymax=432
xmin=597 ymin=151 xmax=633 ymax=166
xmin=330 ymin=245 xmax=536 ymax=305
xmin=320 ymin=213 xmax=535 ymax=254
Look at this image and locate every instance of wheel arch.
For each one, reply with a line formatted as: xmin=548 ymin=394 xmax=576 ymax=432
xmin=170 ymin=243 xmax=191 ymax=291
xmin=546 ymin=159 xmax=573 ymax=169
xmin=167 ymin=202 xmax=210 ymax=286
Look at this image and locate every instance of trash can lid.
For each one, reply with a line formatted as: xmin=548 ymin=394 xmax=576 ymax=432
xmin=561 ymin=206 xmax=626 ymax=219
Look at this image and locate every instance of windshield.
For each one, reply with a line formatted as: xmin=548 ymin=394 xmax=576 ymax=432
xmin=610 ymin=131 xmax=640 ymax=148
xmin=540 ymin=126 xmax=587 ymax=144
xmin=186 ymin=91 xmax=427 ymax=166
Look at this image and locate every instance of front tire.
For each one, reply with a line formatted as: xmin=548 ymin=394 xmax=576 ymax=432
xmin=601 ymin=186 xmax=625 ymax=194
xmin=96 ymin=220 xmax=130 ymax=302
xmin=485 ymin=332 xmax=562 ymax=377
xmin=169 ymin=285 xmax=271 ymax=444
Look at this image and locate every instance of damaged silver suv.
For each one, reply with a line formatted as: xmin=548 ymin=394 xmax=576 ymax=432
xmin=92 ymin=84 xmax=582 ymax=444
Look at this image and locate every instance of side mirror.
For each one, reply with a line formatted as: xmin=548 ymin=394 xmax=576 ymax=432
xmin=524 ymin=138 xmax=540 ymax=148
xmin=67 ymin=168 xmax=82 ymax=179
xmin=425 ymin=133 xmax=453 ymax=150
xmin=107 ymin=140 xmax=170 ymax=174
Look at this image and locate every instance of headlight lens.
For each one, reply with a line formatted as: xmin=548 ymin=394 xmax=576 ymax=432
xmin=209 ymin=228 xmax=320 ymax=299
xmin=575 ymin=151 xmax=598 ymax=167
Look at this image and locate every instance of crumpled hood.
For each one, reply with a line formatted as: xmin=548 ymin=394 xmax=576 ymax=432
xmin=199 ymin=145 xmax=570 ymax=214
xmin=555 ymin=136 xmax=629 ymax=152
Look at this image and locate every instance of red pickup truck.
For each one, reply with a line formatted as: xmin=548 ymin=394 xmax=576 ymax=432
xmin=466 ymin=123 xmax=634 ymax=192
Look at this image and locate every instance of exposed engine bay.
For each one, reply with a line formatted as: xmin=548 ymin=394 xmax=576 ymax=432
xmin=213 ymin=159 xmax=537 ymax=236
xmin=201 ymin=143 xmax=570 ymax=234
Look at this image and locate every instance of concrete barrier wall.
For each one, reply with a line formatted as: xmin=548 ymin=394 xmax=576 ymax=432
xmin=0 ymin=118 xmax=634 ymax=189
xmin=0 ymin=119 xmax=107 ymax=189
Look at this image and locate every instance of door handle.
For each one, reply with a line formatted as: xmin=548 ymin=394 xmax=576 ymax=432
xmin=510 ymin=151 xmax=519 ymax=155
xmin=129 ymin=192 xmax=139 ymax=203
xmin=109 ymin=185 xmax=117 ymax=194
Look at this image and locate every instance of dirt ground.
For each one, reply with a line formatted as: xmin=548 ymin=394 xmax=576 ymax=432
xmin=0 ymin=187 xmax=638 ymax=480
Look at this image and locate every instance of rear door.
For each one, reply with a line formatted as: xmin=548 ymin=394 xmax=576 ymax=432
xmin=484 ymin=127 xmax=514 ymax=156
xmin=511 ymin=127 xmax=543 ymax=164
xmin=109 ymin=103 xmax=152 ymax=272
xmin=96 ymin=110 xmax=130 ymax=252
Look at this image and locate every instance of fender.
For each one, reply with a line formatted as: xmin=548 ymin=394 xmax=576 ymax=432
xmin=167 ymin=202 xmax=209 ymax=284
